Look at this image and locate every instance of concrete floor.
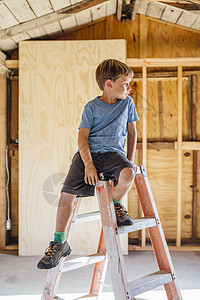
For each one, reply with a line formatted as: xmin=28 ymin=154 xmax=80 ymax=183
xmin=0 ymin=250 xmax=200 ymax=300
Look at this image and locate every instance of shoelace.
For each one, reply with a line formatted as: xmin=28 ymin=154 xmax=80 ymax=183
xmin=44 ymin=243 xmax=57 ymax=257
xmin=114 ymin=204 xmax=128 ymax=217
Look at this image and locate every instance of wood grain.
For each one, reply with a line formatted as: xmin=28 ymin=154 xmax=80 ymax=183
xmin=19 ymin=40 xmax=127 ymax=255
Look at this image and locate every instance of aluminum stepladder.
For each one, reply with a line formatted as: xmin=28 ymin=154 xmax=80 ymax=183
xmin=41 ymin=165 xmax=182 ymax=300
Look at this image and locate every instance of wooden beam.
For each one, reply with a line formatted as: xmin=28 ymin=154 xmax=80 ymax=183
xmin=137 ymin=142 xmax=174 ymax=150
xmin=7 ymin=59 xmax=200 ymax=72
xmin=131 ymin=0 xmax=141 ymax=21
xmin=129 ymin=245 xmax=200 ymax=251
xmin=0 ymin=73 xmax=7 ymax=250
xmin=141 ymin=0 xmax=200 ymax=4
xmin=134 ymin=70 xmax=200 ymax=78
xmin=176 ymin=65 xmax=182 ymax=248
xmin=117 ymin=0 xmax=123 ymax=21
xmin=0 ymin=0 xmax=109 ymax=39
xmin=5 ymin=60 xmax=19 ymax=69
xmin=127 ymin=57 xmax=200 ymax=67
xmin=174 ymin=141 xmax=200 ymax=151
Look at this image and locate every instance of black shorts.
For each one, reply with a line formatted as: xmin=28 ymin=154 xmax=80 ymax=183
xmin=61 ymin=151 xmax=134 ymax=198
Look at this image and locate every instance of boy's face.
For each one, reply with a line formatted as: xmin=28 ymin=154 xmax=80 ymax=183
xmin=110 ymin=75 xmax=132 ymax=99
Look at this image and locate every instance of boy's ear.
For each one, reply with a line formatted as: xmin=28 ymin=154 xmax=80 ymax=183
xmin=105 ymin=79 xmax=112 ymax=88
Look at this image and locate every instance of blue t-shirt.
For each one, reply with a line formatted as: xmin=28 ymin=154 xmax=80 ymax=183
xmin=78 ymin=96 xmax=139 ymax=155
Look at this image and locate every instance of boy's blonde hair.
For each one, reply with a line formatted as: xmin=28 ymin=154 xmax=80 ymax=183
xmin=96 ymin=59 xmax=133 ymax=91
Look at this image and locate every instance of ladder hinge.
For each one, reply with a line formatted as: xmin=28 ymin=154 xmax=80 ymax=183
xmin=156 ymin=218 xmax=160 ymax=225
xmin=136 ymin=165 xmax=147 ymax=177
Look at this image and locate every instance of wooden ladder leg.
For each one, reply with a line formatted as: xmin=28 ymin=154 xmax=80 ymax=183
xmin=89 ymin=228 xmax=108 ymax=298
xmin=41 ymin=197 xmax=82 ymax=300
xmin=96 ymin=181 xmax=129 ymax=300
xmin=134 ymin=166 xmax=183 ymax=300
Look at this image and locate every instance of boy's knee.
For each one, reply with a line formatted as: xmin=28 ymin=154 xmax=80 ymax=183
xmin=120 ymin=167 xmax=135 ymax=183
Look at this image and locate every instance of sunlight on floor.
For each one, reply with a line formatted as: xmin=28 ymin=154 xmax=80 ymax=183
xmin=0 ymin=290 xmax=200 ymax=300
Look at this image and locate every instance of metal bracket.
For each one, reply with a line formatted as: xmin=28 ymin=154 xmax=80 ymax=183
xmin=135 ymin=165 xmax=147 ymax=177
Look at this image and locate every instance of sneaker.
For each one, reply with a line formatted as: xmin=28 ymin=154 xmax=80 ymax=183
xmin=114 ymin=202 xmax=134 ymax=227
xmin=37 ymin=240 xmax=71 ymax=269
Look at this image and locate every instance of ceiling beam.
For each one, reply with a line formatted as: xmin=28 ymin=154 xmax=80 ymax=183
xmin=132 ymin=0 xmax=141 ymax=20
xmin=141 ymin=0 xmax=200 ymax=3
xmin=0 ymin=0 xmax=109 ymax=39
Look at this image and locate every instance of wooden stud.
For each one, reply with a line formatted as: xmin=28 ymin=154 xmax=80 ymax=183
xmin=142 ymin=65 xmax=147 ymax=168
xmin=192 ymin=150 xmax=198 ymax=240
xmin=177 ymin=65 xmax=182 ymax=248
xmin=191 ymin=74 xmax=197 ymax=240
xmin=139 ymin=15 xmax=148 ymax=247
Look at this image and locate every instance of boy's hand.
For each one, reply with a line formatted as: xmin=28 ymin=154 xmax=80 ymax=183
xmin=84 ymin=163 xmax=98 ymax=186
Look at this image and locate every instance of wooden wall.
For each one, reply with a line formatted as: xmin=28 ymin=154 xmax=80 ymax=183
xmin=19 ymin=40 xmax=128 ymax=256
xmin=8 ymin=15 xmax=200 ymax=250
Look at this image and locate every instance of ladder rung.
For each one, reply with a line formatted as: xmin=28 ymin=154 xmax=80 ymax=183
xmin=62 ymin=253 xmax=106 ymax=273
xmin=99 ymin=280 xmax=113 ymax=291
xmin=74 ymin=293 xmax=97 ymax=299
xmin=75 ymin=211 xmax=100 ymax=223
xmin=128 ymin=270 xmax=172 ymax=298
xmin=117 ymin=217 xmax=157 ymax=234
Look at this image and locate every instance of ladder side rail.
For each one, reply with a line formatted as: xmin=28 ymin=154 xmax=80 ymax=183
xmin=96 ymin=181 xmax=129 ymax=300
xmin=135 ymin=171 xmax=183 ymax=300
xmin=41 ymin=197 xmax=82 ymax=300
xmin=89 ymin=228 xmax=108 ymax=296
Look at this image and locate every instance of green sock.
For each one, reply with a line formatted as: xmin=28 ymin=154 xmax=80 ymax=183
xmin=112 ymin=197 xmax=122 ymax=205
xmin=54 ymin=231 xmax=66 ymax=244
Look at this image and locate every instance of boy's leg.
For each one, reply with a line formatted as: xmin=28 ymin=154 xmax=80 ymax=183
xmin=37 ymin=192 xmax=76 ymax=269
xmin=55 ymin=192 xmax=76 ymax=232
xmin=113 ymin=167 xmax=135 ymax=202
xmin=112 ymin=167 xmax=135 ymax=227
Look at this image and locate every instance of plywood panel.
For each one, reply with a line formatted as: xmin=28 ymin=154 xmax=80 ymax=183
xmin=19 ymin=40 xmax=127 ymax=255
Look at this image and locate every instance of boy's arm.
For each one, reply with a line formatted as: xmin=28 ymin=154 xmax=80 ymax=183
xmin=78 ymin=128 xmax=98 ymax=186
xmin=127 ymin=122 xmax=137 ymax=164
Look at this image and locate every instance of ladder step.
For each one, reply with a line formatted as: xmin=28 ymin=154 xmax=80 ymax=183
xmin=117 ymin=217 xmax=157 ymax=234
xmin=62 ymin=253 xmax=106 ymax=273
xmin=75 ymin=211 xmax=100 ymax=223
xmin=128 ymin=270 xmax=172 ymax=298
xmin=74 ymin=293 xmax=97 ymax=299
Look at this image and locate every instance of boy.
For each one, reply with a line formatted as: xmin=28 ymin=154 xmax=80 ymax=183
xmin=37 ymin=59 xmax=139 ymax=269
